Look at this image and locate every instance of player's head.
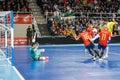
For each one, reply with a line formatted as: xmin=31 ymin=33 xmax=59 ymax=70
xmin=82 ymin=28 xmax=86 ymax=32
xmin=103 ymin=25 xmax=108 ymax=30
xmin=31 ymin=42 xmax=39 ymax=48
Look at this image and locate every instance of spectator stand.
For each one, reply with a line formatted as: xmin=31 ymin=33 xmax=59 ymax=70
xmin=46 ymin=11 xmax=120 ymax=37
xmin=38 ymin=0 xmax=120 ymax=37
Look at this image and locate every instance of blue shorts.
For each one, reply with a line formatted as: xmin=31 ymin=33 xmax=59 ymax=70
xmin=98 ymin=43 xmax=106 ymax=50
xmin=85 ymin=43 xmax=95 ymax=50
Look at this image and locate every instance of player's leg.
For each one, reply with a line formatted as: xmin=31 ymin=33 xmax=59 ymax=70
xmin=87 ymin=49 xmax=94 ymax=56
xmin=98 ymin=44 xmax=103 ymax=60
xmin=103 ymin=37 xmax=111 ymax=59
xmin=87 ymin=49 xmax=96 ymax=60
xmin=35 ymin=49 xmax=45 ymax=55
xmin=99 ymin=50 xmax=104 ymax=58
xmin=93 ymin=49 xmax=99 ymax=58
xmin=39 ymin=56 xmax=49 ymax=61
xmin=90 ymin=42 xmax=99 ymax=58
xmin=84 ymin=48 xmax=88 ymax=54
xmin=38 ymin=49 xmax=49 ymax=61
xmin=102 ymin=46 xmax=109 ymax=59
xmin=85 ymin=45 xmax=94 ymax=57
xmin=99 ymin=45 xmax=106 ymax=60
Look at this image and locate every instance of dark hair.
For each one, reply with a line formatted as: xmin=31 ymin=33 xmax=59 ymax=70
xmin=31 ymin=42 xmax=36 ymax=46
xmin=82 ymin=28 xmax=86 ymax=31
xmin=31 ymin=42 xmax=39 ymax=46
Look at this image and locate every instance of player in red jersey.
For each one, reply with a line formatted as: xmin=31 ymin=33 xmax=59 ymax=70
xmin=86 ymin=23 xmax=99 ymax=38
xmin=98 ymin=26 xmax=111 ymax=60
xmin=86 ymin=24 xmax=94 ymax=36
xmin=103 ymin=18 xmax=118 ymax=59
xmin=73 ymin=28 xmax=99 ymax=60
xmin=90 ymin=26 xmax=111 ymax=60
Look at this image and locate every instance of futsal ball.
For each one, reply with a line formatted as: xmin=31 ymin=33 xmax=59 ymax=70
xmin=92 ymin=28 xmax=97 ymax=33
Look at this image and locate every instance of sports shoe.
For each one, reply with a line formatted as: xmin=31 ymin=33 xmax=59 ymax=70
xmin=93 ymin=57 xmax=96 ymax=61
xmin=45 ymin=56 xmax=49 ymax=61
xmin=102 ymin=55 xmax=108 ymax=59
xmin=99 ymin=58 xmax=103 ymax=61
xmin=92 ymin=56 xmax=96 ymax=61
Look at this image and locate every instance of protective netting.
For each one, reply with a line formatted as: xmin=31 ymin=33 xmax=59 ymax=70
xmin=0 ymin=11 xmax=14 ymax=66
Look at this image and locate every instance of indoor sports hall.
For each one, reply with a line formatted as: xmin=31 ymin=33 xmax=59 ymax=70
xmin=0 ymin=0 xmax=120 ymax=80
xmin=1 ymin=44 xmax=120 ymax=80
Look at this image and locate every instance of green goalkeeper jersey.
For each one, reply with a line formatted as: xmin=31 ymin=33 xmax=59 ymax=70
xmin=29 ymin=46 xmax=41 ymax=60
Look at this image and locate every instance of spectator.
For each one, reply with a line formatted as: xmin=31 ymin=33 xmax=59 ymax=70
xmin=113 ymin=25 xmax=119 ymax=35
xmin=26 ymin=26 xmax=33 ymax=45
xmin=36 ymin=0 xmax=120 ymax=36
xmin=117 ymin=22 xmax=120 ymax=35
xmin=0 ymin=0 xmax=30 ymax=12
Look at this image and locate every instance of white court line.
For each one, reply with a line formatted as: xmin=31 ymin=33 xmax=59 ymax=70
xmin=15 ymin=44 xmax=120 ymax=48
xmin=13 ymin=43 xmax=120 ymax=79
xmin=13 ymin=66 xmax=25 ymax=80
xmin=0 ymin=49 xmax=25 ymax=80
xmin=15 ymin=44 xmax=84 ymax=47
xmin=7 ymin=55 xmax=25 ymax=80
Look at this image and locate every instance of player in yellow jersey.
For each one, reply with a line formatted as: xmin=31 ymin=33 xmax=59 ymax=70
xmin=106 ymin=18 xmax=118 ymax=36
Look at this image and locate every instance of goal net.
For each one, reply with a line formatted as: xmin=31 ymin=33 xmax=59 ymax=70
xmin=0 ymin=11 xmax=14 ymax=66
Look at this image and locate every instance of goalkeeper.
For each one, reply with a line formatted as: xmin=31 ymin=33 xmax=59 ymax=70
xmin=29 ymin=42 xmax=48 ymax=61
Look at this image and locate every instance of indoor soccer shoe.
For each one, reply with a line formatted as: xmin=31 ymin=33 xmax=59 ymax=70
xmin=92 ymin=56 xmax=96 ymax=61
xmin=42 ymin=56 xmax=49 ymax=61
xmin=45 ymin=56 xmax=49 ymax=61
xmin=102 ymin=55 xmax=108 ymax=59
xmin=99 ymin=58 xmax=103 ymax=61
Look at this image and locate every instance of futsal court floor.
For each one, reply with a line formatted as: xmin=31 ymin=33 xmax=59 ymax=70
xmin=1 ymin=44 xmax=120 ymax=80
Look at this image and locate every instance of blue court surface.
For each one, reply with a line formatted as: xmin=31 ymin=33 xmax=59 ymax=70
xmin=0 ymin=57 xmax=24 ymax=80
xmin=2 ymin=44 xmax=120 ymax=80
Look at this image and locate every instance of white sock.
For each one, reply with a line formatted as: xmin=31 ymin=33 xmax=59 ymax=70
xmin=105 ymin=46 xmax=109 ymax=57
xmin=42 ymin=57 xmax=45 ymax=60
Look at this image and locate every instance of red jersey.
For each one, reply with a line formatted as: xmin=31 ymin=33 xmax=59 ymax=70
xmin=99 ymin=29 xmax=111 ymax=46
xmin=87 ymin=27 xmax=94 ymax=36
xmin=77 ymin=31 xmax=91 ymax=46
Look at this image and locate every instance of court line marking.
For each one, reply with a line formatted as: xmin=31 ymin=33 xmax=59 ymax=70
xmin=13 ymin=66 xmax=25 ymax=80
xmin=7 ymin=55 xmax=25 ymax=80
xmin=15 ymin=44 xmax=120 ymax=48
xmin=0 ymin=49 xmax=25 ymax=80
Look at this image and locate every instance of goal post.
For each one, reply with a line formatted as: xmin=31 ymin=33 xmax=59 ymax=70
xmin=10 ymin=10 xmax=14 ymax=66
xmin=0 ymin=10 xmax=14 ymax=66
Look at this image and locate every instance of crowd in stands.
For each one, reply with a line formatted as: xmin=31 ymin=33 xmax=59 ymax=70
xmin=47 ymin=17 xmax=120 ymax=36
xmin=0 ymin=0 xmax=30 ymax=12
xmin=37 ymin=0 xmax=120 ymax=37
xmin=37 ymin=0 xmax=120 ymax=17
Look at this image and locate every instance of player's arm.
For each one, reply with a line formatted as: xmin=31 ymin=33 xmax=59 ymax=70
xmin=107 ymin=32 xmax=112 ymax=44
xmin=71 ymin=30 xmax=76 ymax=36
xmin=33 ymin=42 xmax=39 ymax=51
xmin=89 ymin=34 xmax=100 ymax=42
xmin=73 ymin=33 xmax=80 ymax=40
xmin=75 ymin=37 xmax=79 ymax=40
xmin=112 ymin=18 xmax=118 ymax=24
xmin=32 ymin=32 xmax=37 ymax=43
xmin=107 ymin=37 xmax=111 ymax=44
